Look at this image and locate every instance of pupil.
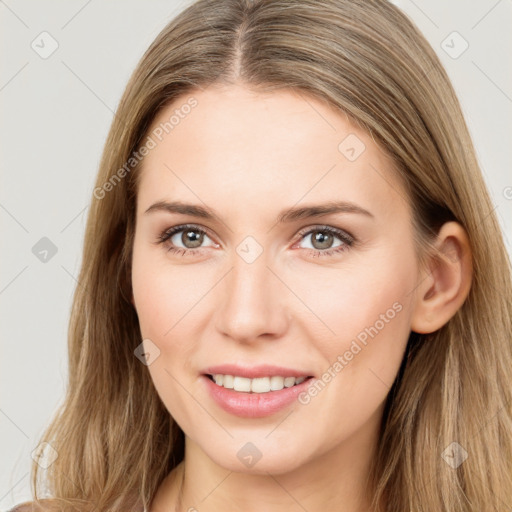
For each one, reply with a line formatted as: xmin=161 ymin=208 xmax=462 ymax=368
xmin=314 ymin=231 xmax=332 ymax=249
xmin=184 ymin=230 xmax=203 ymax=248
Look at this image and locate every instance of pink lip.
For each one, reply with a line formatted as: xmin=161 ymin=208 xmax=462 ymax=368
xmin=201 ymin=364 xmax=313 ymax=379
xmin=202 ymin=374 xmax=315 ymax=418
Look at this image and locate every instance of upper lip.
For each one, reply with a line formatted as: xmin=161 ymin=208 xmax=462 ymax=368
xmin=201 ymin=364 xmax=314 ymax=379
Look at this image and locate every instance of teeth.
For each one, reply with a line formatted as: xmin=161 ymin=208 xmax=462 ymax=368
xmin=284 ymin=376 xmax=296 ymax=388
xmin=270 ymin=376 xmax=285 ymax=390
xmin=211 ymin=374 xmax=307 ymax=393
xmin=233 ymin=376 xmax=252 ymax=392
xmin=222 ymin=374 xmax=234 ymax=388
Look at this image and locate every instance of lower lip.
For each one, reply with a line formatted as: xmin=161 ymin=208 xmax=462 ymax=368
xmin=202 ymin=375 xmax=314 ymax=418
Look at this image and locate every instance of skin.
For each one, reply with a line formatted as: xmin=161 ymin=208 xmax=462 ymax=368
xmin=130 ymin=83 xmax=472 ymax=512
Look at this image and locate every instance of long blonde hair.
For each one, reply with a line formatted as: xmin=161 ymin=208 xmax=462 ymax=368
xmin=23 ymin=0 xmax=512 ymax=510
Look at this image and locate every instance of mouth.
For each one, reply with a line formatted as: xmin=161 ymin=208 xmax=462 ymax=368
xmin=201 ymin=371 xmax=316 ymax=418
xmin=204 ymin=373 xmax=315 ymax=394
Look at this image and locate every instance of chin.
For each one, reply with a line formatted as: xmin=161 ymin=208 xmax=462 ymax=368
xmin=202 ymin=439 xmax=312 ymax=476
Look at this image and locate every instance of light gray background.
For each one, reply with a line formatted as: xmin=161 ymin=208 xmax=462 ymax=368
xmin=1 ymin=0 xmax=511 ymax=508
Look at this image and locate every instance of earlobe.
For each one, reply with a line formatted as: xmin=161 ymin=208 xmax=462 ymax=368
xmin=410 ymin=221 xmax=473 ymax=334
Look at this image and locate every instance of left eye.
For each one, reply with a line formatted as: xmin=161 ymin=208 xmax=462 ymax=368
xmin=156 ymin=224 xmax=355 ymax=258
xmin=296 ymin=226 xmax=353 ymax=253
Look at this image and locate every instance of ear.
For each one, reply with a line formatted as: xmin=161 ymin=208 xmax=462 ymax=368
xmin=410 ymin=221 xmax=473 ymax=334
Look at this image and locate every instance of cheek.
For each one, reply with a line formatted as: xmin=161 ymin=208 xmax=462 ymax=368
xmin=132 ymin=241 xmax=186 ymax=338
xmin=305 ymin=249 xmax=414 ymax=345
xmin=132 ymin=269 xmax=172 ymax=339
xmin=131 ymin=242 xmax=207 ymax=373
xmin=292 ymin=266 xmax=415 ymax=442
xmin=299 ymin=244 xmax=417 ymax=394
xmin=131 ymin=245 xmax=201 ymax=416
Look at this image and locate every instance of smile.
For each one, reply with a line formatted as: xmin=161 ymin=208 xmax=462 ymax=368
xmin=207 ymin=374 xmax=308 ymax=393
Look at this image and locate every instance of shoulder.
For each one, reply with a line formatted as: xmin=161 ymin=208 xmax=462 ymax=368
xmin=6 ymin=498 xmax=143 ymax=511
xmin=7 ymin=504 xmax=36 ymax=512
xmin=7 ymin=501 xmax=53 ymax=512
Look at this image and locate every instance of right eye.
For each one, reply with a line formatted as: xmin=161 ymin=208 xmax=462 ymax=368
xmin=156 ymin=224 xmax=218 ymax=256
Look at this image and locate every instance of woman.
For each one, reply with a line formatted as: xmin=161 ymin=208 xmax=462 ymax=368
xmin=11 ymin=0 xmax=512 ymax=510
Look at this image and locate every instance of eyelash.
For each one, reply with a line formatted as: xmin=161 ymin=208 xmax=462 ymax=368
xmin=156 ymin=223 xmax=355 ymax=258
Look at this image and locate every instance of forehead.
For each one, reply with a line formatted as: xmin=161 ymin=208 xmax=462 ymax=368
xmin=136 ymin=84 xmax=409 ymax=223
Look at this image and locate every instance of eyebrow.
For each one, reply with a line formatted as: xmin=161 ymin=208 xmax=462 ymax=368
xmin=144 ymin=200 xmax=374 ymax=223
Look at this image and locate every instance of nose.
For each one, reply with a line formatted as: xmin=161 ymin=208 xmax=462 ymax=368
xmin=214 ymin=247 xmax=290 ymax=344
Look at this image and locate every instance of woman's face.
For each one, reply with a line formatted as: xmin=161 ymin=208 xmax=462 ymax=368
xmin=131 ymin=83 xmax=420 ymax=474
